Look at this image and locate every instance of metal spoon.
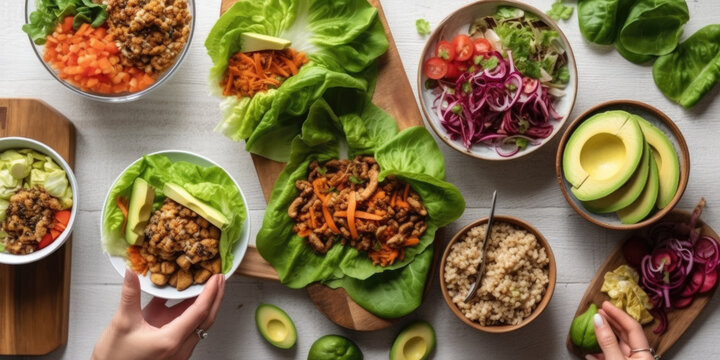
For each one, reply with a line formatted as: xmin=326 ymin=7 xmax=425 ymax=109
xmin=464 ymin=190 xmax=497 ymax=303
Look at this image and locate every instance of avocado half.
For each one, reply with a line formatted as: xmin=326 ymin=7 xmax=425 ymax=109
xmin=563 ymin=111 xmax=645 ymax=201
xmin=618 ymin=151 xmax=660 ymax=224
xmin=255 ymin=304 xmax=297 ymax=349
xmin=390 ymin=321 xmax=436 ymax=360
xmin=635 ymin=117 xmax=680 ymax=209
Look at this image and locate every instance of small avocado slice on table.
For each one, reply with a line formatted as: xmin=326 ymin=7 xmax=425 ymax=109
xmin=308 ymin=335 xmax=363 ymax=360
xmin=163 ymin=183 xmax=228 ymax=228
xmin=390 ymin=321 xmax=435 ymax=360
xmin=563 ymin=111 xmax=645 ymax=201
xmin=617 ymin=151 xmax=660 ymax=224
xmin=635 ymin=116 xmax=680 ymax=209
xmin=255 ymin=304 xmax=297 ymax=349
xmin=125 ymin=178 xmax=155 ymax=245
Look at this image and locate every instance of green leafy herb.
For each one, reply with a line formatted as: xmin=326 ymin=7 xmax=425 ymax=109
xmin=468 ymin=65 xmax=477 ymax=73
xmin=328 ymin=186 xmax=338 ymax=193
xmin=317 ymin=166 xmax=327 ymax=175
xmin=496 ymin=6 xmax=524 ymax=20
xmin=517 ymin=118 xmax=530 ymax=133
xmin=516 ymin=138 xmax=529 ymax=149
xmin=547 ymin=0 xmax=574 ymax=21
xmin=480 ymin=56 xmax=499 ymax=70
xmin=416 ymin=18 xmax=431 ymax=36
xmin=349 ymin=175 xmax=365 ymax=184
xmin=451 ymin=105 xmax=462 ymax=114
xmin=462 ymin=82 xmax=472 ymax=93
xmin=22 ymin=0 xmax=108 ymax=45
xmin=424 ymin=79 xmax=438 ymax=89
xmin=554 ymin=65 xmax=571 ymax=84
xmin=653 ymin=24 xmax=720 ymax=108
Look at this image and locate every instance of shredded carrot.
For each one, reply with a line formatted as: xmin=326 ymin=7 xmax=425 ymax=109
xmin=44 ymin=17 xmax=154 ymax=94
xmin=390 ymin=191 xmax=397 ymax=207
xmin=116 ymin=196 xmax=129 ymax=235
xmin=309 ymin=206 xmax=318 ymax=229
xmin=334 ymin=210 xmax=383 ymax=221
xmin=297 ymin=229 xmax=312 ymax=238
xmin=403 ymin=183 xmax=410 ymax=202
xmin=322 ymin=197 xmax=340 ymax=234
xmin=347 ymin=193 xmax=358 ymax=240
xmin=126 ymin=245 xmax=148 ymax=276
xmin=221 ymin=48 xmax=309 ymax=98
xmin=403 ymin=237 xmax=420 ymax=247
xmin=368 ymin=243 xmax=400 ymax=266
xmin=313 ymin=178 xmax=327 ymax=202
xmin=371 ymin=190 xmax=386 ymax=201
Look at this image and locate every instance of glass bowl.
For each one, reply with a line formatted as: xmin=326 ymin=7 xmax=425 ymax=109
xmin=24 ymin=0 xmax=195 ymax=103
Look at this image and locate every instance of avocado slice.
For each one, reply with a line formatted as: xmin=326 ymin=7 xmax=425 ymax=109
xmin=240 ymin=32 xmax=291 ymax=52
xmin=308 ymin=335 xmax=362 ymax=360
xmin=163 ymin=183 xmax=228 ymax=229
xmin=635 ymin=116 xmax=680 ymax=209
xmin=582 ymin=142 xmax=651 ymax=214
xmin=564 ymin=111 xmax=645 ymax=201
xmin=255 ymin=304 xmax=297 ymax=349
xmin=125 ymin=178 xmax=155 ymax=245
xmin=390 ymin=321 xmax=435 ymax=360
xmin=617 ymin=152 xmax=660 ymax=224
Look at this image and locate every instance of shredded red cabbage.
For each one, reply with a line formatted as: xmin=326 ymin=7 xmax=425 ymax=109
xmin=432 ymin=50 xmax=562 ymax=156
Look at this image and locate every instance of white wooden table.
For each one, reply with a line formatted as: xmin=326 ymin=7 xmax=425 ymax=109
xmin=2 ymin=0 xmax=720 ymax=359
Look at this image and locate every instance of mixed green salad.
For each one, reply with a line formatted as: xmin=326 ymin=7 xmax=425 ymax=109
xmin=206 ymin=0 xmax=389 ymax=162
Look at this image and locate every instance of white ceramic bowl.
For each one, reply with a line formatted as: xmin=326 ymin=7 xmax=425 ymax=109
xmin=101 ymin=150 xmax=250 ymax=300
xmin=0 ymin=137 xmax=78 ymax=265
xmin=417 ymin=0 xmax=578 ymax=160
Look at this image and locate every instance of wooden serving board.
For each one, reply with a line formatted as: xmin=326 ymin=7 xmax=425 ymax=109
xmin=567 ymin=210 xmax=720 ymax=358
xmin=0 ymin=99 xmax=75 ymax=355
xmin=224 ymin=0 xmax=435 ymax=330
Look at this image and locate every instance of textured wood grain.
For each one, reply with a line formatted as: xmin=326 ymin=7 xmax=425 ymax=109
xmin=0 ymin=99 xmax=75 ymax=355
xmin=566 ymin=210 xmax=720 ymax=358
xmin=221 ymin=0 xmax=429 ymax=330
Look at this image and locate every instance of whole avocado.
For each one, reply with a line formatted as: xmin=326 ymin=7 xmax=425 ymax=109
xmin=570 ymin=304 xmax=601 ymax=353
xmin=308 ymin=335 xmax=363 ymax=360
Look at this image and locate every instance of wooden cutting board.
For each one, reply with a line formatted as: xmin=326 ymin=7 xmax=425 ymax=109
xmin=566 ymin=210 xmax=720 ymax=358
xmin=224 ymin=0 xmax=435 ymax=330
xmin=0 ymin=99 xmax=75 ymax=355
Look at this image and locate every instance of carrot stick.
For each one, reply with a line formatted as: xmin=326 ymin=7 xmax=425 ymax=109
xmin=313 ymin=178 xmax=327 ymax=202
xmin=334 ymin=210 xmax=383 ymax=221
xmin=322 ymin=197 xmax=340 ymax=234
xmin=116 ymin=196 xmax=129 ymax=234
xmin=297 ymin=229 xmax=312 ymax=238
xmin=403 ymin=237 xmax=420 ymax=246
xmin=403 ymin=183 xmax=410 ymax=202
xmin=347 ymin=192 xmax=358 ymax=240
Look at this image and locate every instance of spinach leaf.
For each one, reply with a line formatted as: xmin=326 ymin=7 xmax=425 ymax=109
xmin=653 ymin=24 xmax=720 ymax=108
xmin=577 ymin=0 xmax=637 ymax=45
xmin=618 ymin=0 xmax=689 ymax=56
xmin=22 ymin=0 xmax=107 ymax=45
xmin=615 ymin=39 xmax=654 ymax=64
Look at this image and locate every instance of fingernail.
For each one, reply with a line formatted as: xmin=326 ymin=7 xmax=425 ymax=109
xmin=585 ymin=355 xmax=599 ymax=360
xmin=593 ymin=313 xmax=604 ymax=327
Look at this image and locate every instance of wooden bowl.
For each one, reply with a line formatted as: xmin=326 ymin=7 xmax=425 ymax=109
xmin=555 ymin=100 xmax=690 ymax=230
xmin=417 ymin=0 xmax=578 ymax=161
xmin=439 ymin=215 xmax=556 ymax=333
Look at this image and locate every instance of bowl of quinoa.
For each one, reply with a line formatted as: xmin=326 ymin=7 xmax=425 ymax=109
xmin=440 ymin=215 xmax=556 ymax=332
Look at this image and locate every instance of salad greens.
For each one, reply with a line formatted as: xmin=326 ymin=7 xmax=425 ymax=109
xmin=617 ymin=0 xmax=689 ymax=56
xmin=653 ymin=25 xmax=720 ymax=108
xmin=416 ymin=18 xmax=431 ymax=36
xmin=23 ymin=0 xmax=108 ymax=45
xmin=547 ymin=0 xmax=574 ymax=21
xmin=206 ymin=0 xmax=388 ymax=162
xmin=255 ymin=100 xmax=464 ymax=317
xmin=0 ymin=149 xmax=72 ymax=219
xmin=102 ymin=154 xmax=247 ymax=274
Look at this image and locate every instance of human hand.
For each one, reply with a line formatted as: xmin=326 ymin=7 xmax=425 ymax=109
xmin=586 ymin=301 xmax=655 ymax=360
xmin=92 ymin=269 xmax=226 ymax=360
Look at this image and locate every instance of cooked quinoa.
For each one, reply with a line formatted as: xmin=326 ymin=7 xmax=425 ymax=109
xmin=444 ymin=221 xmax=549 ymax=326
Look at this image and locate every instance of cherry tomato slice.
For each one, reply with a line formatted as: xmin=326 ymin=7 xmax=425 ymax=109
xmin=454 ymin=61 xmax=469 ymax=73
xmin=473 ymin=38 xmax=493 ymax=55
xmin=38 ymin=233 xmax=54 ymax=250
xmin=435 ymin=40 xmax=455 ymax=62
xmin=423 ymin=57 xmax=448 ymax=80
xmin=445 ymin=62 xmax=461 ymax=80
xmin=452 ymin=34 xmax=473 ymax=61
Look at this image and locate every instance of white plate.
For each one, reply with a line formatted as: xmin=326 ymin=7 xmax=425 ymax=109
xmin=0 ymin=137 xmax=78 ymax=265
xmin=101 ymin=150 xmax=250 ymax=300
xmin=417 ymin=0 xmax=578 ymax=160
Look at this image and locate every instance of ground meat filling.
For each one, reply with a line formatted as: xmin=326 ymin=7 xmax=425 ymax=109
xmin=137 ymin=198 xmax=221 ymax=291
xmin=105 ymin=0 xmax=191 ymax=74
xmin=2 ymin=187 xmax=63 ymax=255
xmin=289 ymin=156 xmax=428 ymax=267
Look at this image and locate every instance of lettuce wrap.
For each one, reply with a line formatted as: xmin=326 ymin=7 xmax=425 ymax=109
xmin=205 ymin=0 xmax=388 ymax=162
xmin=102 ymin=154 xmax=247 ymax=274
xmin=256 ymin=100 xmax=465 ymax=317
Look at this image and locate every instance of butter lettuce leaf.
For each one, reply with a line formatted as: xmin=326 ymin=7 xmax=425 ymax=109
xmin=101 ymin=154 xmax=247 ymax=274
xmin=205 ymin=0 xmax=388 ymax=162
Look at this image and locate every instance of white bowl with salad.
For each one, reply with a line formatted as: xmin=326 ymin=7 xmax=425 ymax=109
xmin=0 ymin=137 xmax=77 ymax=265
xmin=418 ymin=1 xmax=578 ymax=160
xmin=101 ymin=150 xmax=250 ymax=300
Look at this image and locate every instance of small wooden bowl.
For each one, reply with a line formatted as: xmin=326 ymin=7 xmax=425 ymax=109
xmin=555 ymin=100 xmax=690 ymax=230
xmin=439 ymin=215 xmax=557 ymax=333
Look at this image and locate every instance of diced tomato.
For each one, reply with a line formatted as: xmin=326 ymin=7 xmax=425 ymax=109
xmin=423 ymin=57 xmax=448 ymax=80
xmin=61 ymin=16 xmax=73 ymax=33
xmin=435 ymin=40 xmax=455 ymax=62
xmin=55 ymin=210 xmax=71 ymax=227
xmin=473 ymin=38 xmax=493 ymax=55
xmin=452 ymin=34 xmax=473 ymax=61
xmin=445 ymin=62 xmax=461 ymax=80
xmin=38 ymin=233 xmax=54 ymax=250
xmin=50 ymin=228 xmax=62 ymax=240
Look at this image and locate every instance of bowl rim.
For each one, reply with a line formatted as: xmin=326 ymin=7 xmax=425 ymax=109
xmin=439 ymin=215 xmax=557 ymax=333
xmin=416 ymin=0 xmax=578 ymax=161
xmin=24 ymin=0 xmax=196 ymax=103
xmin=0 ymin=136 xmax=78 ymax=265
xmin=554 ymin=99 xmax=691 ymax=230
xmin=100 ymin=149 xmax=250 ymax=300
